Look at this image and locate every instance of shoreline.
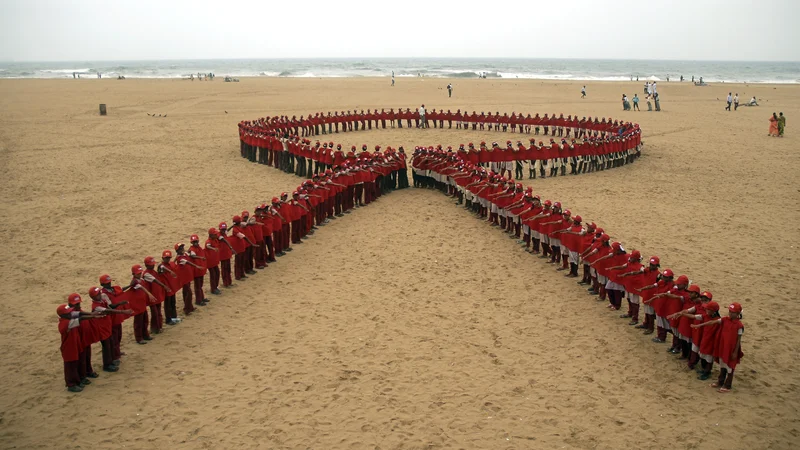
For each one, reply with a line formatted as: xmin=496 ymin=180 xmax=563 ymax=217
xmin=2 ymin=77 xmax=798 ymax=87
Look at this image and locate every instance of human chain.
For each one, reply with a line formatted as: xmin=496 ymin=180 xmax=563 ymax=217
xmin=238 ymin=108 xmax=642 ymax=179
xmin=55 ymin=151 xmax=406 ymax=393
xmin=412 ymin=153 xmax=745 ymax=394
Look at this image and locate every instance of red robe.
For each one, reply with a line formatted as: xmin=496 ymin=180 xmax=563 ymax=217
xmin=716 ymin=317 xmax=744 ymax=369
xmin=59 ymin=316 xmax=82 ymax=362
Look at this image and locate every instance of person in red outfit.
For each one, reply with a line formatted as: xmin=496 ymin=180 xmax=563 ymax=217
xmin=99 ymin=274 xmax=128 ymax=366
xmin=58 ymin=294 xmax=104 ymax=392
xmin=88 ymin=286 xmax=132 ymax=372
xmin=689 ymin=301 xmax=722 ymax=380
xmin=188 ymin=235 xmax=209 ymax=306
xmin=127 ymin=264 xmax=157 ymax=344
xmin=639 ymin=268 xmax=675 ymax=342
xmin=693 ymin=302 xmax=744 ymax=392
xmin=142 ymin=256 xmax=170 ymax=334
xmin=217 ymin=222 xmax=236 ymax=287
xmin=158 ymin=250 xmax=182 ymax=325
xmin=205 ymin=228 xmax=222 ymax=295
xmin=174 ymin=243 xmax=202 ymax=314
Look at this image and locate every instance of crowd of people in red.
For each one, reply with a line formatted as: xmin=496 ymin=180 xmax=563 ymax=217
xmin=411 ymin=150 xmax=745 ymax=394
xmin=57 ymin=106 xmax=743 ymax=395
xmin=56 ymin=135 xmax=408 ymax=392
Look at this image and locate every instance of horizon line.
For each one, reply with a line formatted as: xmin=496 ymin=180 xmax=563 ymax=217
xmin=1 ymin=56 xmax=799 ymax=64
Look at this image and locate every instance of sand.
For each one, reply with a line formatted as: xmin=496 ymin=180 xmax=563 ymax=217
xmin=0 ymin=76 xmax=798 ymax=450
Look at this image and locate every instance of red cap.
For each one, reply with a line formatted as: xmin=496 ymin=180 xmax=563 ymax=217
xmin=630 ymin=250 xmax=641 ymax=259
xmin=649 ymin=256 xmax=660 ymax=265
xmin=595 ymin=227 xmax=604 ymax=234
xmin=601 ymin=234 xmax=610 ymax=242
xmin=131 ymin=264 xmax=144 ymax=275
xmin=553 ymin=201 xmax=562 ymax=208
xmin=544 ymin=200 xmax=552 ymax=207
xmin=705 ymin=301 xmax=720 ymax=312
xmin=219 ymin=222 xmax=228 ymax=230
xmin=99 ymin=274 xmax=112 ymax=284
xmin=89 ymin=286 xmax=101 ymax=298
xmin=687 ymin=284 xmax=701 ymax=294
xmin=57 ymin=304 xmax=72 ymax=316
xmin=563 ymin=209 xmax=571 ymax=216
xmin=67 ymin=293 xmax=81 ymax=305
xmin=144 ymin=256 xmax=156 ymax=266
xmin=190 ymin=234 xmax=200 ymax=242
xmin=242 ymin=211 xmax=250 ymax=218
xmin=728 ymin=302 xmax=742 ymax=313
xmin=661 ymin=269 xmax=674 ymax=278
xmin=676 ymin=275 xmax=689 ymax=285
xmin=271 ymin=197 xmax=280 ymax=204
xmin=232 ymin=215 xmax=242 ymax=223
xmin=162 ymin=249 xmax=172 ymax=258
xmin=700 ymin=291 xmax=713 ymax=300
xmin=174 ymin=242 xmax=185 ymax=251
xmin=611 ymin=241 xmax=621 ymax=250
xmin=208 ymin=227 xmax=218 ymax=235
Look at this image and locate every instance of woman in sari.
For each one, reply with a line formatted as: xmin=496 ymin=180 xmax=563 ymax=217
xmin=768 ymin=113 xmax=779 ymax=136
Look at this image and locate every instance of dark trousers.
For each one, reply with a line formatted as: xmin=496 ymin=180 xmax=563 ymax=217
xmin=133 ymin=311 xmax=150 ymax=342
xmin=81 ymin=346 xmax=93 ymax=376
xmin=112 ymin=324 xmax=122 ymax=360
xmin=194 ymin=276 xmax=205 ymax=304
xmin=220 ymin=259 xmax=232 ymax=286
xmin=100 ymin=337 xmax=113 ymax=368
xmin=209 ymin=265 xmax=220 ymax=291
xmin=182 ymin=283 xmax=194 ymax=313
xmin=265 ymin=236 xmax=276 ymax=262
xmin=149 ymin=303 xmax=163 ymax=332
xmin=234 ymin=252 xmax=246 ymax=279
xmin=164 ymin=294 xmax=177 ymax=321
xmin=64 ymin=360 xmax=81 ymax=387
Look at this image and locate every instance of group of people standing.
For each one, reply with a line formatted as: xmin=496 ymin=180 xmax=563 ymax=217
xmin=252 ymin=107 xmax=639 ymax=139
xmin=412 ymin=150 xmax=746 ymax=393
xmin=56 ymin=133 xmax=409 ymax=393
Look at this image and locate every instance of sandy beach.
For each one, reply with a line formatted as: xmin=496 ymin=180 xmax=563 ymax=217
xmin=0 ymin=76 xmax=798 ymax=449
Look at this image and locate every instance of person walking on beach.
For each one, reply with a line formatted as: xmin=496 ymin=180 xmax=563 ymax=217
xmin=418 ymin=104 xmax=426 ymax=128
xmin=646 ymin=95 xmax=653 ymax=111
xmin=769 ymin=113 xmax=779 ymax=136
xmin=391 ymin=71 xmax=395 ymax=87
xmin=734 ymin=93 xmax=739 ymax=111
xmin=778 ymin=112 xmax=786 ymax=137
xmin=644 ymin=82 xmax=650 ymax=95
xmin=726 ymin=93 xmax=732 ymax=111
xmin=581 ymin=86 xmax=586 ymax=98
xmin=654 ymin=93 xmax=661 ymax=111
xmin=632 ymin=94 xmax=640 ymax=111
xmin=447 ymin=83 xmax=453 ymax=98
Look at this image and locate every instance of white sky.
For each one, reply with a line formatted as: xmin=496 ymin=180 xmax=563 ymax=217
xmin=1 ymin=0 xmax=798 ymax=61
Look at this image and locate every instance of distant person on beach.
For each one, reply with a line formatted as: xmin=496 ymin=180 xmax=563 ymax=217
xmin=644 ymin=82 xmax=650 ymax=95
xmin=778 ymin=113 xmax=786 ymax=136
xmin=447 ymin=83 xmax=453 ymax=97
xmin=418 ymin=104 xmax=426 ymax=128
xmin=734 ymin=94 xmax=739 ymax=110
xmin=749 ymin=96 xmax=758 ymax=106
xmin=73 ymin=72 xmax=76 ymax=79
xmin=581 ymin=86 xmax=586 ymax=98
xmin=769 ymin=113 xmax=779 ymax=136
xmin=391 ymin=71 xmax=395 ymax=86
xmin=652 ymin=82 xmax=657 ymax=95
xmin=692 ymin=76 xmax=695 ymax=83
xmin=633 ymin=94 xmax=640 ymax=111
xmin=654 ymin=93 xmax=661 ymax=111
xmin=726 ymin=92 xmax=732 ymax=111
xmin=680 ymin=75 xmax=684 ymax=82
xmin=646 ymin=95 xmax=653 ymax=111
xmin=622 ymin=94 xmax=631 ymax=111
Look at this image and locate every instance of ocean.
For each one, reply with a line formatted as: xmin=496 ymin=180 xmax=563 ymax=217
xmin=0 ymin=58 xmax=797 ymax=84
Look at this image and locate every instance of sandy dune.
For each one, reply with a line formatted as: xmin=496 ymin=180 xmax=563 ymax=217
xmin=0 ymin=77 xmax=798 ymax=449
